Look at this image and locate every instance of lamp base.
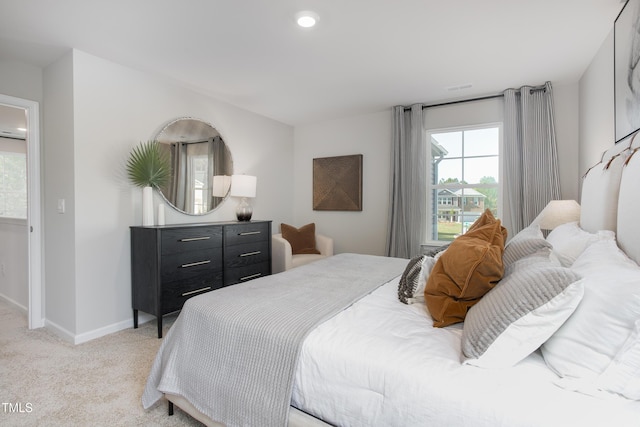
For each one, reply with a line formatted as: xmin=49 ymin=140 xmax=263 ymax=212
xmin=236 ymin=197 xmax=253 ymax=221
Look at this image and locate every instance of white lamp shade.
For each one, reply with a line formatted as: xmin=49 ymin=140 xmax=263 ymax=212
xmin=531 ymin=200 xmax=581 ymax=230
xmin=230 ymin=175 xmax=257 ymax=198
xmin=212 ymin=175 xmax=231 ymax=197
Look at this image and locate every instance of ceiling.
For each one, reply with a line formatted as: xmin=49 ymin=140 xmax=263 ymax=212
xmin=0 ymin=0 xmax=625 ymax=128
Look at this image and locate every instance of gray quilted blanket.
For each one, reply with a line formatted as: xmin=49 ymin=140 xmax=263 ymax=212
xmin=142 ymin=253 xmax=407 ymax=427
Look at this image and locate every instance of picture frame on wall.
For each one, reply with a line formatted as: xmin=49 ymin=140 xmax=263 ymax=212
xmin=313 ymin=154 xmax=363 ymax=211
xmin=615 ymin=0 xmax=640 ymax=142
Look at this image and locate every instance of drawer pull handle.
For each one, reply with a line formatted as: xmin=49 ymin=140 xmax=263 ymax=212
xmin=239 ymin=231 xmax=261 ymax=236
xmin=180 ymin=236 xmax=211 ymax=242
xmin=240 ymin=251 xmax=261 ymax=257
xmin=180 ymin=260 xmax=211 ymax=268
xmin=182 ymin=286 xmax=212 ymax=297
xmin=240 ymin=273 xmax=262 ymax=281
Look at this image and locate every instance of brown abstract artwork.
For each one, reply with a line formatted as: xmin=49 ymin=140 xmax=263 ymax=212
xmin=313 ymin=154 xmax=363 ymax=211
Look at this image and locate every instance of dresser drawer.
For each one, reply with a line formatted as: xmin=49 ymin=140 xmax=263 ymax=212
xmin=161 ymin=226 xmax=223 ymax=255
xmin=161 ymin=248 xmax=223 ymax=283
xmin=223 ymin=240 xmax=270 ymax=268
xmin=224 ymin=261 xmax=270 ymax=286
xmin=161 ymin=276 xmax=223 ymax=314
xmin=224 ymin=222 xmax=269 ymax=246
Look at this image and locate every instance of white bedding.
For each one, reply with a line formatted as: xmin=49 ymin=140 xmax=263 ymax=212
xmin=292 ymin=277 xmax=640 ymax=427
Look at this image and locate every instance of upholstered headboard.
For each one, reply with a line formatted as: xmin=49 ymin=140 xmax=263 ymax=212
xmin=580 ymin=130 xmax=640 ymax=264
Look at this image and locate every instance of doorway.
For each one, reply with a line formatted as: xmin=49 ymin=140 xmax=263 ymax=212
xmin=0 ymin=94 xmax=42 ymax=329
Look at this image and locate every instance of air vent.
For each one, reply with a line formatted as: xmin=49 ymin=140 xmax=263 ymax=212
xmin=446 ymin=84 xmax=473 ymax=92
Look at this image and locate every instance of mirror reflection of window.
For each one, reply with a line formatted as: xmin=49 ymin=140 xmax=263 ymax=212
xmin=192 ymin=154 xmax=209 ymax=215
xmin=155 ymin=118 xmax=233 ymax=215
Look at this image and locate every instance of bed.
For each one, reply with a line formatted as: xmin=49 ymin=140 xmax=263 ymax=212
xmin=142 ymin=132 xmax=640 ymax=427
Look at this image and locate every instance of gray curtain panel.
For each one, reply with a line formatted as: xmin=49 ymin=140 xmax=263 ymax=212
xmin=504 ymin=81 xmax=561 ymax=235
xmin=386 ymin=104 xmax=427 ymax=258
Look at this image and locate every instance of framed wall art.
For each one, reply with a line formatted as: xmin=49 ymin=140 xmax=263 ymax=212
xmin=313 ymin=154 xmax=363 ymax=211
xmin=615 ymin=0 xmax=640 ymax=142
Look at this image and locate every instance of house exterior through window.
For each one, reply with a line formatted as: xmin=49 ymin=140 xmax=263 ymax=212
xmin=426 ymin=124 xmax=501 ymax=242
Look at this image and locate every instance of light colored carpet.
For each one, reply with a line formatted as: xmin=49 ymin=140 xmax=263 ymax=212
xmin=0 ymin=298 xmax=203 ymax=426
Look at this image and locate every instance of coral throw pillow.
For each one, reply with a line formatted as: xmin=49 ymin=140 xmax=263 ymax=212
xmin=281 ymin=223 xmax=321 ymax=255
xmin=425 ymin=209 xmax=507 ymax=327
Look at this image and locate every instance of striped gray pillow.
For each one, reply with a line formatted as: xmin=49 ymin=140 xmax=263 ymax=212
xmin=461 ymin=254 xmax=584 ymax=368
xmin=503 ymin=224 xmax=551 ymax=267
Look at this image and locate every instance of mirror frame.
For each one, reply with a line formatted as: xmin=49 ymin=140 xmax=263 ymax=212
xmin=154 ymin=117 xmax=233 ymax=216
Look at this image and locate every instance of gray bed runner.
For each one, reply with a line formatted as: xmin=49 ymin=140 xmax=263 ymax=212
xmin=143 ymin=253 xmax=407 ymax=427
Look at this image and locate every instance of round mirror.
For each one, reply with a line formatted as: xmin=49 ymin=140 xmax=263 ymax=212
xmin=155 ymin=117 xmax=233 ymax=215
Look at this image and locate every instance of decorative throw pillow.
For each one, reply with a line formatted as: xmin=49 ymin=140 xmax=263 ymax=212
xmin=462 ymin=249 xmax=584 ymax=368
xmin=502 ymin=224 xmax=551 ymax=268
xmin=280 ymin=223 xmax=321 ymax=255
xmin=541 ymin=239 xmax=640 ymax=400
xmin=545 ymin=221 xmax=614 ymax=267
xmin=397 ymin=255 xmax=436 ymax=304
xmin=425 ymin=209 xmax=507 ymax=327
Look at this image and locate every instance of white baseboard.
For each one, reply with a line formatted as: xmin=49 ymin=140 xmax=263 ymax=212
xmin=0 ymin=292 xmax=28 ymax=312
xmin=3 ymin=292 xmax=160 ymax=344
xmin=46 ymin=318 xmax=133 ymax=345
xmin=44 ymin=318 xmax=76 ymax=344
xmin=72 ymin=312 xmax=156 ymax=344
xmin=72 ymin=318 xmax=136 ymax=344
xmin=44 ymin=311 xmax=159 ymax=344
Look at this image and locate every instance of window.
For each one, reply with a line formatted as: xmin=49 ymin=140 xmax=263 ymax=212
xmin=191 ymin=154 xmax=209 ymax=215
xmin=426 ymin=124 xmax=501 ymax=242
xmin=0 ymin=151 xmax=27 ymax=219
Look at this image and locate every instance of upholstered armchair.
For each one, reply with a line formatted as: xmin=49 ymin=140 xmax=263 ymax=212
xmin=271 ymin=232 xmax=334 ymax=274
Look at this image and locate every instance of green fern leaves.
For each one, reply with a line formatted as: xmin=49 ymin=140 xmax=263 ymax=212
xmin=126 ymin=140 xmax=172 ymax=188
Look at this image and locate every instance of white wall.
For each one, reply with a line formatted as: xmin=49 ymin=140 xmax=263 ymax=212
xmin=43 ymin=51 xmax=77 ymax=336
xmin=293 ymin=110 xmax=392 ymax=255
xmin=0 ymin=59 xmax=43 ymax=103
xmin=553 ymin=83 xmax=581 ymax=201
xmin=293 ymin=87 xmax=579 ymax=254
xmin=579 ymin=30 xmax=615 ymax=181
xmin=43 ymin=50 xmax=294 ymax=342
xmin=0 ymin=137 xmax=28 ymax=308
xmin=0 ymin=218 xmax=28 ymax=308
xmin=0 ymin=61 xmax=43 ymax=311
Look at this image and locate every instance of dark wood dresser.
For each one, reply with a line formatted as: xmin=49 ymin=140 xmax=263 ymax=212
xmin=130 ymin=220 xmax=271 ymax=337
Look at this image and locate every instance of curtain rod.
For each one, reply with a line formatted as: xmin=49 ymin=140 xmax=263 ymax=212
xmin=403 ymin=85 xmax=547 ymax=111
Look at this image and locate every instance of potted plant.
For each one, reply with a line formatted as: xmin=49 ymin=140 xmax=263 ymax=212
xmin=126 ymin=140 xmax=172 ymax=225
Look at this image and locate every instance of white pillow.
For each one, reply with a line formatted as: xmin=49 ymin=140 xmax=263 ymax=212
xmin=541 ymin=239 xmax=640 ymax=399
xmin=546 ymin=221 xmax=614 ymax=267
xmin=596 ymin=319 xmax=640 ymax=400
xmin=462 ymin=249 xmax=584 ymax=369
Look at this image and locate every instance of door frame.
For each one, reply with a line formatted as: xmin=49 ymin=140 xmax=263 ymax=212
xmin=0 ymin=94 xmax=43 ymax=329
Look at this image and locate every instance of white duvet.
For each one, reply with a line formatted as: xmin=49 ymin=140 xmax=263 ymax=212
xmin=291 ymin=278 xmax=640 ymax=427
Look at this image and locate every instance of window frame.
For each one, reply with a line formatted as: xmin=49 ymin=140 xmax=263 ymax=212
xmin=425 ymin=122 xmax=503 ymax=245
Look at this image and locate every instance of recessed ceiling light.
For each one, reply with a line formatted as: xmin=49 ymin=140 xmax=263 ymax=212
xmin=296 ymin=11 xmax=319 ymax=28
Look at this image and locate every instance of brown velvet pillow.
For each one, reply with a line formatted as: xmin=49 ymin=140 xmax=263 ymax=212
xmin=281 ymin=223 xmax=321 ymax=255
xmin=424 ymin=209 xmax=507 ymax=327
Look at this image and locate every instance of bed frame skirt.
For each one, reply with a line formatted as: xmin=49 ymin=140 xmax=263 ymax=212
xmin=165 ymin=394 xmax=331 ymax=427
